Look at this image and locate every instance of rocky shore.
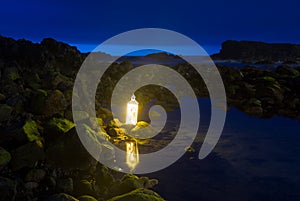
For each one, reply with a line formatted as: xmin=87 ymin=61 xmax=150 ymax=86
xmin=0 ymin=35 xmax=300 ymax=200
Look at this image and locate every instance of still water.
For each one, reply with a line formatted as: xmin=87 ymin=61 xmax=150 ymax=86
xmin=145 ymin=98 xmax=300 ymax=201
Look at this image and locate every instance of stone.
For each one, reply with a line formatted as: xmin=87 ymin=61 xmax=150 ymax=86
xmin=107 ymin=128 xmax=126 ymax=138
xmin=44 ymin=117 xmax=75 ymax=141
xmin=45 ymin=193 xmax=79 ymax=201
xmin=29 ymin=89 xmax=48 ymax=114
xmin=0 ymin=104 xmax=13 ymax=122
xmin=25 ymin=169 xmax=46 ymax=182
xmin=0 ymin=177 xmax=17 ymax=201
xmin=56 ymin=177 xmax=73 ymax=194
xmin=46 ymin=126 xmax=101 ymax=170
xmin=0 ymin=147 xmax=11 ymax=170
xmin=107 ymin=188 xmax=165 ymax=201
xmin=24 ymin=181 xmax=39 ymax=190
xmin=11 ymin=140 xmax=45 ymax=171
xmin=44 ymin=90 xmax=67 ymax=117
xmin=73 ymin=179 xmax=96 ymax=197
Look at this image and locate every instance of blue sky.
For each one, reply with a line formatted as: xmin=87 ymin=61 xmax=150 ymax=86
xmin=0 ymin=0 xmax=299 ymax=55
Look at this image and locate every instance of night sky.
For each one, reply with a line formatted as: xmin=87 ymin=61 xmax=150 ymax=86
xmin=1 ymin=0 xmax=299 ymax=54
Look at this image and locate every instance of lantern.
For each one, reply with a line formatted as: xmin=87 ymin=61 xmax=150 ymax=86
xmin=125 ymin=94 xmax=138 ymax=125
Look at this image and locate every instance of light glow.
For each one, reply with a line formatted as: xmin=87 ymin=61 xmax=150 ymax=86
xmin=126 ymin=140 xmax=139 ymax=170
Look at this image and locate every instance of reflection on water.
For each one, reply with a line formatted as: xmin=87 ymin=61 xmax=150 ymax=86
xmin=126 ymin=140 xmax=139 ymax=170
xmin=145 ymin=98 xmax=300 ymax=201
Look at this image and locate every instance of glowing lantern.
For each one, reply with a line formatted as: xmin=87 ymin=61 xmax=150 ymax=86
xmin=125 ymin=94 xmax=138 ymax=125
xmin=126 ymin=140 xmax=139 ymax=170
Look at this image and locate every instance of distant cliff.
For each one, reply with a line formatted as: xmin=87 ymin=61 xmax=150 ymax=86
xmin=212 ymin=40 xmax=300 ymax=62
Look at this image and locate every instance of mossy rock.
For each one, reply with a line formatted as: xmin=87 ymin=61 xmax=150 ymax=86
xmin=56 ymin=177 xmax=74 ymax=194
xmin=45 ymin=118 xmax=75 ymax=141
xmin=107 ymin=188 xmax=165 ymax=201
xmin=77 ymin=195 xmax=98 ymax=201
xmin=0 ymin=147 xmax=11 ymax=169
xmin=109 ymin=174 xmax=144 ymax=197
xmin=22 ymin=120 xmax=41 ymax=142
xmin=0 ymin=104 xmax=13 ymax=122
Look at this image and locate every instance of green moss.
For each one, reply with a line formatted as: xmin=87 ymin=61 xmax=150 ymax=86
xmin=48 ymin=118 xmax=75 ymax=134
xmin=78 ymin=195 xmax=97 ymax=201
xmin=0 ymin=147 xmax=11 ymax=168
xmin=23 ymin=120 xmax=41 ymax=142
xmin=107 ymin=188 xmax=165 ymax=201
xmin=9 ymin=72 xmax=20 ymax=80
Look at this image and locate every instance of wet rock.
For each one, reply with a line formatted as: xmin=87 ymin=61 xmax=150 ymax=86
xmin=25 ymin=169 xmax=46 ymax=183
xmin=11 ymin=140 xmax=45 ymax=171
xmin=77 ymin=195 xmax=98 ymax=201
xmin=0 ymin=177 xmax=17 ymax=201
xmin=45 ymin=193 xmax=79 ymax=201
xmin=108 ymin=119 xmax=123 ymax=128
xmin=107 ymin=127 xmax=126 ymax=138
xmin=44 ymin=90 xmax=67 ymax=117
xmin=56 ymin=177 xmax=73 ymax=194
xmin=0 ymin=146 xmax=11 ymax=170
xmin=107 ymin=188 xmax=165 ymax=201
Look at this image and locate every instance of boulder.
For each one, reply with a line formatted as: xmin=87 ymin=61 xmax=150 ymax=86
xmin=10 ymin=140 xmax=45 ymax=171
xmin=44 ymin=117 xmax=75 ymax=141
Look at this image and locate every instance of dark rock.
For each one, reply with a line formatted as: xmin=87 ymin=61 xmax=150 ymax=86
xmin=10 ymin=140 xmax=45 ymax=171
xmin=25 ymin=169 xmax=46 ymax=183
xmin=29 ymin=89 xmax=48 ymax=114
xmin=44 ymin=90 xmax=67 ymax=117
xmin=0 ymin=146 xmax=11 ymax=170
xmin=24 ymin=181 xmax=39 ymax=190
xmin=0 ymin=177 xmax=17 ymax=201
xmin=73 ymin=179 xmax=96 ymax=197
xmin=45 ymin=193 xmax=79 ymax=201
xmin=45 ymin=126 xmax=100 ymax=170
xmin=56 ymin=177 xmax=73 ymax=194
xmin=0 ymin=104 xmax=13 ymax=122
xmin=44 ymin=117 xmax=75 ymax=142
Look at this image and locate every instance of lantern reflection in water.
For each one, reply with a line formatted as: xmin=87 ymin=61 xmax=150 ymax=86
xmin=126 ymin=140 xmax=139 ymax=170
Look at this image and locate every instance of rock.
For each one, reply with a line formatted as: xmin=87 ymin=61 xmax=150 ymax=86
xmin=0 ymin=104 xmax=13 ymax=122
xmin=21 ymin=120 xmax=41 ymax=142
xmin=95 ymin=165 xmax=115 ymax=191
xmin=44 ymin=118 xmax=75 ymax=141
xmin=276 ymin=65 xmax=300 ymax=77
xmin=107 ymin=188 xmax=165 ymax=201
xmin=56 ymin=178 xmax=73 ymax=194
xmin=45 ymin=193 xmax=79 ymax=201
xmin=25 ymin=169 xmax=46 ymax=182
xmin=45 ymin=126 xmax=100 ymax=170
xmin=96 ymin=107 xmax=113 ymax=122
xmin=108 ymin=119 xmax=123 ymax=128
xmin=109 ymin=174 xmax=144 ymax=197
xmin=0 ymin=93 xmax=6 ymax=102
xmin=77 ymin=195 xmax=98 ymax=201
xmin=73 ymin=179 xmax=96 ymax=197
xmin=24 ymin=181 xmax=39 ymax=190
xmin=107 ymin=127 xmax=126 ymax=138
xmin=11 ymin=140 xmax=45 ymax=171
xmin=0 ymin=147 xmax=11 ymax=170
xmin=139 ymin=177 xmax=158 ymax=189
xmin=44 ymin=90 xmax=67 ymax=117
xmin=29 ymin=89 xmax=48 ymax=114
xmin=0 ymin=177 xmax=17 ymax=201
